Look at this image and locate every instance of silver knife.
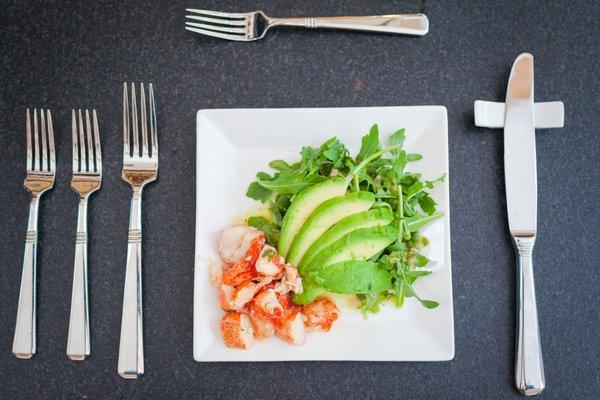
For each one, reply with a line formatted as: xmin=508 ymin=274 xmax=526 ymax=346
xmin=504 ymin=53 xmax=545 ymax=396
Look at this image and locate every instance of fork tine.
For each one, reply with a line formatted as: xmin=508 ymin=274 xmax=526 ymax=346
xmin=33 ymin=109 xmax=40 ymax=171
xmin=185 ymin=21 xmax=245 ymax=34
xmin=140 ymin=83 xmax=149 ymax=157
xmin=72 ymin=110 xmax=79 ymax=172
xmin=149 ymin=83 xmax=158 ymax=158
xmin=78 ymin=110 xmax=86 ymax=171
xmin=185 ymin=26 xmax=248 ymax=41
xmin=26 ymin=109 xmax=33 ymax=172
xmin=131 ymin=83 xmax=139 ymax=157
xmin=93 ymin=110 xmax=101 ymax=173
xmin=123 ymin=83 xmax=130 ymax=159
xmin=85 ymin=110 xmax=94 ymax=172
xmin=185 ymin=8 xmax=246 ymax=19
xmin=40 ymin=110 xmax=48 ymax=171
xmin=185 ymin=14 xmax=246 ymax=26
xmin=47 ymin=110 xmax=55 ymax=172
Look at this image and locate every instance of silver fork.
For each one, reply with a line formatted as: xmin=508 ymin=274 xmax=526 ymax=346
xmin=67 ymin=109 xmax=102 ymax=361
xmin=185 ymin=9 xmax=429 ymax=41
xmin=13 ymin=109 xmax=55 ymax=359
xmin=118 ymin=83 xmax=158 ymax=379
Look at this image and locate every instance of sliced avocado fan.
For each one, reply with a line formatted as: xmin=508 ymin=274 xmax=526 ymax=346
xmin=294 ymin=225 xmax=397 ymax=305
xmin=278 ymin=178 xmax=347 ymax=257
xmin=300 ymin=225 xmax=397 ymax=273
xmin=286 ymin=191 xmax=375 ymax=266
xmin=299 ymin=208 xmax=393 ymax=269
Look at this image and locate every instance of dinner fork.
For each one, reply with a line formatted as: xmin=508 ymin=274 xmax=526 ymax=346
xmin=13 ymin=109 xmax=55 ymax=359
xmin=118 ymin=83 xmax=158 ymax=379
xmin=185 ymin=9 xmax=429 ymax=41
xmin=67 ymin=109 xmax=101 ymax=361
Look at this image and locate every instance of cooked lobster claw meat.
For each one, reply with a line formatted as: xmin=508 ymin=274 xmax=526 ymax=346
xmin=220 ymin=312 xmax=255 ymax=350
xmin=302 ymin=298 xmax=340 ymax=332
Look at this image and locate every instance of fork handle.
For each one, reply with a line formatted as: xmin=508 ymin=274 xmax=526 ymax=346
xmin=514 ymin=236 xmax=545 ymax=396
xmin=118 ymin=188 xmax=144 ymax=379
xmin=270 ymin=14 xmax=429 ymax=36
xmin=13 ymin=197 xmax=40 ymax=359
xmin=67 ymin=197 xmax=91 ymax=360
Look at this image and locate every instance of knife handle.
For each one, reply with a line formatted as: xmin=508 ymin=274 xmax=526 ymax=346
xmin=514 ymin=236 xmax=545 ymax=396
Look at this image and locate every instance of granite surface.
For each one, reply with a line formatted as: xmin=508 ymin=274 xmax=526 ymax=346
xmin=0 ymin=0 xmax=599 ymax=399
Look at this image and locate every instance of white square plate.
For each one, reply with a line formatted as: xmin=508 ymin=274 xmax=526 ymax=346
xmin=194 ymin=106 xmax=454 ymax=362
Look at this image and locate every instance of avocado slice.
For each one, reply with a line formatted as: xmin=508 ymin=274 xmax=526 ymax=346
xmin=308 ymin=261 xmax=392 ymax=294
xmin=292 ymin=285 xmax=325 ymax=305
xmin=299 ymin=208 xmax=393 ymax=270
xmin=301 ymin=225 xmax=397 ymax=273
xmin=278 ymin=178 xmax=347 ymax=257
xmin=294 ymin=260 xmax=392 ymax=305
xmin=286 ymin=192 xmax=375 ymax=266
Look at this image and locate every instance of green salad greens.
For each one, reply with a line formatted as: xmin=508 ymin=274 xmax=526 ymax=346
xmin=245 ymin=124 xmax=445 ymax=315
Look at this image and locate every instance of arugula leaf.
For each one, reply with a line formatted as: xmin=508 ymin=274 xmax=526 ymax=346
xmin=419 ymin=299 xmax=440 ymax=309
xmin=359 ymin=292 xmax=386 ymax=315
xmin=418 ymin=193 xmax=437 ymax=215
xmin=404 ymin=212 xmax=443 ymax=233
xmin=246 ymin=216 xmax=269 ymax=227
xmin=246 ymin=182 xmax=272 ymax=202
xmin=269 ymin=160 xmax=291 ymax=171
xmin=406 ymin=181 xmax=424 ymax=197
xmin=389 ymin=129 xmax=406 ymax=154
xmin=402 ymin=282 xmax=439 ymax=309
xmin=404 ymin=270 xmax=432 ymax=278
xmin=247 ymin=216 xmax=280 ymax=246
xmin=256 ymin=171 xmax=273 ymax=181
xmin=413 ymin=254 xmax=430 ymax=267
xmin=426 ymin=173 xmax=447 ymax=188
xmin=299 ymin=146 xmax=321 ymax=174
xmin=274 ymin=194 xmax=291 ymax=211
xmin=257 ymin=173 xmax=326 ymax=195
xmin=269 ymin=201 xmax=282 ymax=225
xmin=377 ymin=250 xmax=439 ymax=311
xmin=406 ymin=153 xmax=423 ymax=162
xmin=393 ymin=150 xmax=408 ymax=177
xmin=356 ymin=124 xmax=382 ymax=162
xmin=405 ymin=173 xmax=446 ymax=201
xmin=403 ymin=201 xmax=415 ymax=217
xmin=322 ymin=138 xmax=348 ymax=168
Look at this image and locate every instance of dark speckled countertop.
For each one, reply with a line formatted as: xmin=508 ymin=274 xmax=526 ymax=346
xmin=0 ymin=0 xmax=598 ymax=399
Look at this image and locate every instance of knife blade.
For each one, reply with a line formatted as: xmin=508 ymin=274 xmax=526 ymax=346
xmin=504 ymin=53 xmax=537 ymax=236
xmin=504 ymin=53 xmax=545 ymax=396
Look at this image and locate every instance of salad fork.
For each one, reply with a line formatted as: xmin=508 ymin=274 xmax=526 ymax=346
xmin=185 ymin=9 xmax=429 ymax=41
xmin=118 ymin=83 xmax=158 ymax=379
xmin=67 ymin=109 xmax=102 ymax=361
xmin=13 ymin=109 xmax=55 ymax=359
